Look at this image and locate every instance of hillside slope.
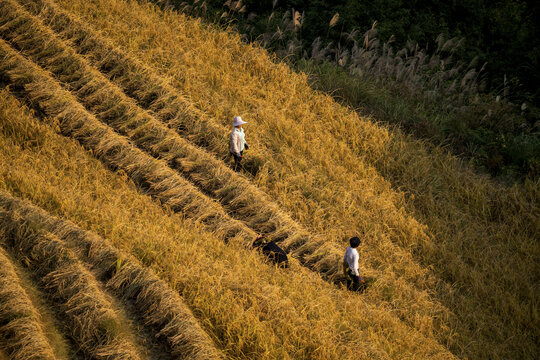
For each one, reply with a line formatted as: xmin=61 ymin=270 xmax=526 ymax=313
xmin=0 ymin=86 xmax=453 ymax=360
xmin=0 ymin=0 xmax=538 ymax=359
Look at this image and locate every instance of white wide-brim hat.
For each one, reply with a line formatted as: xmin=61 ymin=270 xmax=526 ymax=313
xmin=233 ymin=116 xmax=247 ymax=126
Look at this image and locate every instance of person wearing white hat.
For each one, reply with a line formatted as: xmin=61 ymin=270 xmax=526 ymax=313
xmin=230 ymin=116 xmax=249 ymax=171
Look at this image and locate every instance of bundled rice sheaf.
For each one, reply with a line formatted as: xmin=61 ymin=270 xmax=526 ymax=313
xmin=0 ymin=247 xmax=57 ymax=360
xmin=0 ymin=209 xmax=140 ymax=360
xmin=0 ymin=190 xmax=223 ymax=360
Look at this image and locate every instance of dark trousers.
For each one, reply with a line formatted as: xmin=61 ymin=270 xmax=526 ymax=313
xmin=232 ymin=151 xmax=243 ymax=171
xmin=346 ymin=270 xmax=363 ymax=292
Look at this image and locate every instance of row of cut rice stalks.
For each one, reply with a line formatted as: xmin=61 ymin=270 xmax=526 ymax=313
xmin=11 ymin=0 xmax=449 ymax=299
xmin=0 ymin=190 xmax=223 ymax=360
xmin=2 ymin=0 xmax=432 ymax=285
xmin=0 ymin=209 xmax=142 ymax=359
xmin=0 ymin=247 xmax=57 ymax=360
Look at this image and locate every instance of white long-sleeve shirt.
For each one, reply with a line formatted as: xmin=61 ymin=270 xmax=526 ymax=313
xmin=343 ymin=247 xmax=359 ymax=276
xmin=229 ymin=127 xmax=247 ymax=155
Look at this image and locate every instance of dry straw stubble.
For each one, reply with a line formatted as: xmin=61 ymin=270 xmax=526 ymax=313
xmin=0 ymin=247 xmax=57 ymax=360
xmin=0 ymin=210 xmax=140 ymax=360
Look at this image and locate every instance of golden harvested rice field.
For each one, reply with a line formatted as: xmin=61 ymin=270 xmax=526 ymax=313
xmin=0 ymin=0 xmax=538 ymax=359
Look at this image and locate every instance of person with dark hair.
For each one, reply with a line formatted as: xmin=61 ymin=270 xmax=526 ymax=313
xmin=343 ymin=236 xmax=365 ymax=291
xmin=253 ymin=236 xmax=288 ymax=268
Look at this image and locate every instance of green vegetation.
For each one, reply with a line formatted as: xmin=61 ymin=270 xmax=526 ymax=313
xmin=159 ymin=0 xmax=540 ymax=180
xmin=296 ymin=59 xmax=540 ymax=180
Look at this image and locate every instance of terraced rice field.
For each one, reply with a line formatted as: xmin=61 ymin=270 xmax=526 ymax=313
xmin=0 ymin=0 xmax=538 ymax=359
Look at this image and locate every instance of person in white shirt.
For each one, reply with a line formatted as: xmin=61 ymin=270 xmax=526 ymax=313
xmin=343 ymin=236 xmax=365 ymax=291
xmin=230 ymin=116 xmax=249 ymax=171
